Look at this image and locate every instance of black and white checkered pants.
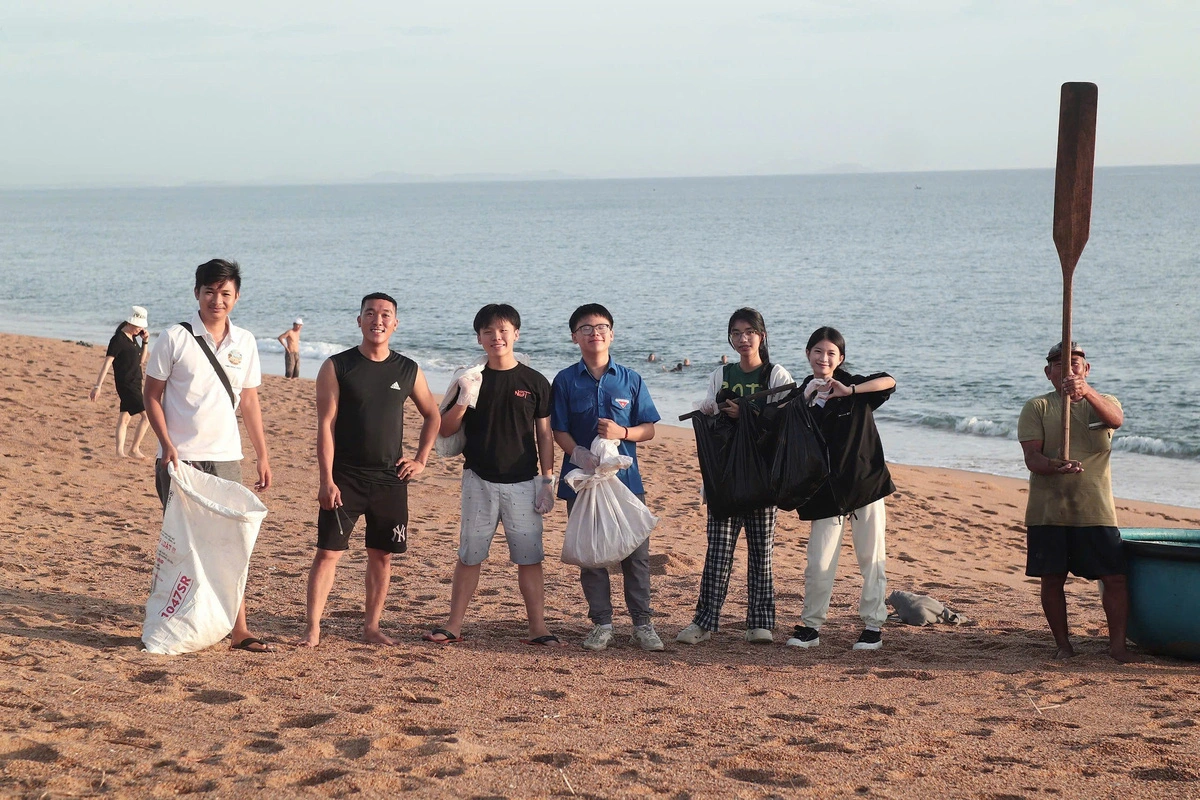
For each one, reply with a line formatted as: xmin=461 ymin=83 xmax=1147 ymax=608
xmin=692 ymin=506 xmax=777 ymax=631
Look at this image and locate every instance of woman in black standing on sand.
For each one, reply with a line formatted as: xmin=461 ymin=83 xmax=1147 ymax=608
xmin=88 ymin=306 xmax=151 ymax=458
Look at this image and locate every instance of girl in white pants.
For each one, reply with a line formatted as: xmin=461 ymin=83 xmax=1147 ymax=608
xmin=786 ymin=326 xmax=896 ymax=651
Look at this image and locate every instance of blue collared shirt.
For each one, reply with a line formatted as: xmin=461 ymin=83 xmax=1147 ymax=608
xmin=551 ymin=358 xmax=661 ymax=500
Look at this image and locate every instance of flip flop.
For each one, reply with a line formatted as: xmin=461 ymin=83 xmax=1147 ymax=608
xmin=422 ymin=627 xmax=464 ymax=645
xmin=521 ymin=634 xmax=565 ymax=647
xmin=230 ymin=637 xmax=273 ymax=653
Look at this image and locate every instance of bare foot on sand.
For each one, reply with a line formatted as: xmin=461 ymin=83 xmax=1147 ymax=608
xmin=1110 ymin=648 xmax=1146 ymax=664
xmin=130 ymin=449 xmax=147 ymax=460
xmin=1053 ymin=645 xmax=1077 ymax=659
xmin=297 ymin=627 xmax=320 ymax=648
xmin=364 ymin=628 xmax=396 ymax=645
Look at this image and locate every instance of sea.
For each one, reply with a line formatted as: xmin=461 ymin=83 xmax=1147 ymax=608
xmin=2 ymin=167 xmax=1198 ymax=509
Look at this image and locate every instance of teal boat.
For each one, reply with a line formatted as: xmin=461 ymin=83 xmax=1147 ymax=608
xmin=1121 ymin=528 xmax=1200 ymax=660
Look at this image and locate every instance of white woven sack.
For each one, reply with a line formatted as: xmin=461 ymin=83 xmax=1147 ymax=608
xmin=142 ymin=462 xmax=268 ymax=655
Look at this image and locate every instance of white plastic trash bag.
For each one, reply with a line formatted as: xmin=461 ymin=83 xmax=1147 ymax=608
xmin=561 ymin=437 xmax=658 ymax=568
xmin=142 ymin=461 xmax=268 ymax=655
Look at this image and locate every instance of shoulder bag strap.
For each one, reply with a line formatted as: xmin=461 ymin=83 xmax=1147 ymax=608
xmin=179 ymin=322 xmax=236 ymax=408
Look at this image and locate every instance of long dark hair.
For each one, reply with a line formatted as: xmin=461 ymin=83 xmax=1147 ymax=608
xmin=805 ymin=326 xmax=847 ymax=362
xmin=727 ymin=307 xmax=769 ymax=364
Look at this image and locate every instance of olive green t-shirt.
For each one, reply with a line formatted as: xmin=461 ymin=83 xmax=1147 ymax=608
xmin=1017 ymin=391 xmax=1121 ymax=527
xmin=721 ymin=364 xmax=771 ymax=404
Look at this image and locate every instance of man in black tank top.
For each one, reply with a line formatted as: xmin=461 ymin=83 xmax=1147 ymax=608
xmin=299 ymin=293 xmax=441 ymax=648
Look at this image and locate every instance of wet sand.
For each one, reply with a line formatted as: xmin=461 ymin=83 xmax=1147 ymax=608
xmin=2 ymin=333 xmax=1199 ymax=798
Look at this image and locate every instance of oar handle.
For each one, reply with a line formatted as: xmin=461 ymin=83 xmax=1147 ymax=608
xmin=1061 ymin=287 xmax=1073 ymax=460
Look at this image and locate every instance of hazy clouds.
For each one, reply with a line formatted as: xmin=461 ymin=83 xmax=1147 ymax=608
xmin=2 ymin=1 xmax=1197 ymax=186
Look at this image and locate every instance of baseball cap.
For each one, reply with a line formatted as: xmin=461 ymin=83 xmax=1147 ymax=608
xmin=294 ymin=317 xmax=304 ymax=326
xmin=1046 ymin=340 xmax=1085 ymax=362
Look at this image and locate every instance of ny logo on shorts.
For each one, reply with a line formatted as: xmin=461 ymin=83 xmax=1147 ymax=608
xmin=392 ymin=524 xmax=407 ymax=543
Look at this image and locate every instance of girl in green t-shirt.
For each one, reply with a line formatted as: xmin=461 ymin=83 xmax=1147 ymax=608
xmin=676 ymin=308 xmax=793 ymax=646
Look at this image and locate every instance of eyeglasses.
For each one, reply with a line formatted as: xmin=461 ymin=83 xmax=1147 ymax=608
xmin=729 ymin=329 xmax=761 ymax=341
xmin=574 ymin=324 xmax=612 ymax=336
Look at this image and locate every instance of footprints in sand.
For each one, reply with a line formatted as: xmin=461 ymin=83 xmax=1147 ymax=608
xmin=189 ymin=689 xmax=245 ymax=705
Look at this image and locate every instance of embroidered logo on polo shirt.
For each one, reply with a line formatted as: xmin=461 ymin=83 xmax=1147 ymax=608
xmin=227 ymin=350 xmax=243 ymax=366
xmin=514 ymin=389 xmax=531 ymax=399
xmin=614 ymin=398 xmax=630 ymax=409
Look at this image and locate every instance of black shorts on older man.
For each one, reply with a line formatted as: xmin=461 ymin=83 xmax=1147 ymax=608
xmin=1025 ymin=525 xmax=1127 ymax=579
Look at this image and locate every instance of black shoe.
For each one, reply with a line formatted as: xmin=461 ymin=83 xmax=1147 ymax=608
xmin=785 ymin=625 xmax=820 ymax=649
xmin=853 ymin=629 xmax=882 ymax=650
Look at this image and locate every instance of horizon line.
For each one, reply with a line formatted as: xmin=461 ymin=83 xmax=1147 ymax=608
xmin=2 ymin=162 xmax=1197 ymax=192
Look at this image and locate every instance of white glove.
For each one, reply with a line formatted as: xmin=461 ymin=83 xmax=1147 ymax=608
xmin=455 ymin=371 xmax=483 ymax=407
xmin=534 ymin=476 xmax=556 ymax=515
xmin=571 ymin=445 xmax=600 ymax=473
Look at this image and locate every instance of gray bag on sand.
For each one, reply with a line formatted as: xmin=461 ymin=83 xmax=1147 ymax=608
xmin=886 ymin=590 xmax=968 ymax=626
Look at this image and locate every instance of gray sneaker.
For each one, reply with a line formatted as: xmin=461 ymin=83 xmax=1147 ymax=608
xmin=675 ymin=623 xmax=712 ymax=645
xmin=582 ymin=625 xmax=614 ymax=651
xmin=632 ymin=624 xmax=665 ymax=651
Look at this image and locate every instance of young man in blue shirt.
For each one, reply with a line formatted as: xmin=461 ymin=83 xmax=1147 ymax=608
xmin=551 ymin=303 xmax=663 ymax=651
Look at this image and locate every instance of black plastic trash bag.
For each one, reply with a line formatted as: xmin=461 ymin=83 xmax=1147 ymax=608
xmin=692 ymin=397 xmax=777 ymax=517
xmin=770 ymin=392 xmax=829 ymax=511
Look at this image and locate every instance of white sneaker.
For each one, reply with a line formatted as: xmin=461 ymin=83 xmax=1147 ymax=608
xmin=675 ymin=623 xmax=712 ymax=645
xmin=745 ymin=628 xmax=774 ymax=644
xmin=631 ymin=624 xmax=665 ymax=651
xmin=582 ymin=625 xmax=614 ymax=651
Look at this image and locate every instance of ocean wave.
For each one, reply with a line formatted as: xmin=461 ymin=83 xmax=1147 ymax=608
xmin=953 ymin=416 xmax=1017 ymax=438
xmin=881 ymin=411 xmax=1018 ymax=440
xmin=256 ymin=338 xmax=350 ymax=359
xmin=1113 ymin=435 xmax=1200 ymax=460
xmin=885 ymin=411 xmax=1200 ymax=461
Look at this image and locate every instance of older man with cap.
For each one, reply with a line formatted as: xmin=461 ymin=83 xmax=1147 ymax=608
xmin=278 ymin=318 xmax=303 ymax=378
xmin=1017 ymin=340 xmax=1139 ymax=662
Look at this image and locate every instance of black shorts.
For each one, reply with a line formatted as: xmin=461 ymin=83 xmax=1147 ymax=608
xmin=117 ymin=384 xmax=145 ymax=415
xmin=317 ymin=473 xmax=409 ymax=554
xmin=1025 ymin=525 xmax=1127 ymax=579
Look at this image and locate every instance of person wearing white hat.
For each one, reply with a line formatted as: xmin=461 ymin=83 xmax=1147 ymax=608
xmin=88 ymin=305 xmax=151 ymax=458
xmin=277 ymin=317 xmax=303 ymax=378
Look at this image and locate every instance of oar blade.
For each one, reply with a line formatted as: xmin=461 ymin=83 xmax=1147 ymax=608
xmin=1052 ymin=82 xmax=1098 ymax=276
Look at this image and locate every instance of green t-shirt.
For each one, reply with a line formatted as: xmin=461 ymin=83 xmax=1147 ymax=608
xmin=721 ymin=364 xmax=771 ymax=407
xmin=1017 ymin=391 xmax=1121 ymax=527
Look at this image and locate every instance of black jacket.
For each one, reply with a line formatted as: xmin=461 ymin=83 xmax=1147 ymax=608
xmin=795 ymin=369 xmax=895 ymax=520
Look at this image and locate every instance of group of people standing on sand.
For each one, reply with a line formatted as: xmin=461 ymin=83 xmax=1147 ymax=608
xmin=89 ymin=258 xmax=1136 ymax=661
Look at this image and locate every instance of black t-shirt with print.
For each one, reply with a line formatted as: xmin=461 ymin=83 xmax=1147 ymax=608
xmin=463 ymin=363 xmax=552 ymax=484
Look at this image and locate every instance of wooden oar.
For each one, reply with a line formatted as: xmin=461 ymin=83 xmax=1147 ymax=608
xmin=1052 ymin=81 xmax=1098 ymax=460
xmin=678 ymin=383 xmax=798 ymax=421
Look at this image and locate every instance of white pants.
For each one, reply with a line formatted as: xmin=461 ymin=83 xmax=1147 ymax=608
xmin=801 ymin=498 xmax=887 ymax=629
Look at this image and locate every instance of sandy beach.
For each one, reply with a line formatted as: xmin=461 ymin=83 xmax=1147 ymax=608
xmin=2 ymin=332 xmax=1199 ymax=798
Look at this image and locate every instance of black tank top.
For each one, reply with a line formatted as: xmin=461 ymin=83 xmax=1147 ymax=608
xmin=331 ymin=347 xmax=418 ymax=484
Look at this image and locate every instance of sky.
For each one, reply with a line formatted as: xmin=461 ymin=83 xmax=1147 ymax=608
xmin=2 ymin=1 xmax=1198 ymax=187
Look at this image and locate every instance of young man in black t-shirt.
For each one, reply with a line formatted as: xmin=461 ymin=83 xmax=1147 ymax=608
xmin=299 ymin=293 xmax=441 ymax=648
xmin=424 ymin=304 xmax=561 ymax=646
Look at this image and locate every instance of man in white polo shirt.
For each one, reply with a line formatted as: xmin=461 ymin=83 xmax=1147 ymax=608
xmin=143 ymin=258 xmax=273 ymax=653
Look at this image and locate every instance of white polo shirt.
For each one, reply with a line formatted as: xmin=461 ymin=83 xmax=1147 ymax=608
xmin=146 ymin=311 xmax=262 ymax=461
